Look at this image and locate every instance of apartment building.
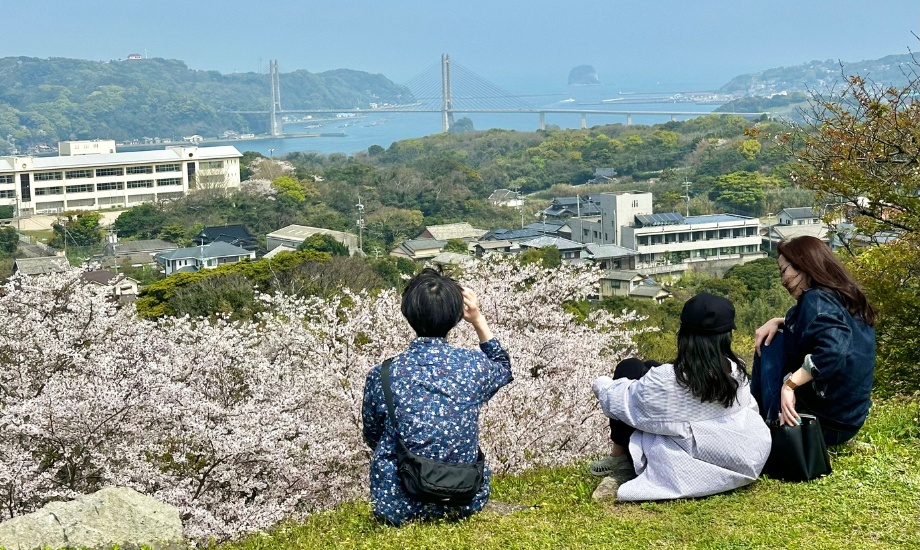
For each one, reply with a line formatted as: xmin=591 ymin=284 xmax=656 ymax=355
xmin=565 ymin=191 xmax=654 ymax=246
xmin=0 ymin=140 xmax=242 ymax=215
xmin=621 ymin=213 xmax=764 ymax=275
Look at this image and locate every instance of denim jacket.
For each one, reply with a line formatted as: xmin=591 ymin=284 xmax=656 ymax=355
xmin=783 ymin=287 xmax=876 ymax=432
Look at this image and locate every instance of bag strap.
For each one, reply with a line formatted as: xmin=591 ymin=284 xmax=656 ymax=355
xmin=380 ymin=358 xmax=398 ymax=431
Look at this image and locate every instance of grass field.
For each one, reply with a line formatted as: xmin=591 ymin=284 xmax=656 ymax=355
xmin=219 ymin=397 xmax=918 ymax=550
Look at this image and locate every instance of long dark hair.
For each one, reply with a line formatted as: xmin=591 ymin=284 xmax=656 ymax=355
xmin=673 ymin=331 xmax=747 ymax=408
xmin=777 ymin=236 xmax=876 ymax=326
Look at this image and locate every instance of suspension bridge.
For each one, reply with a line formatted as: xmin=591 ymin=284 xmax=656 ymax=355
xmin=229 ymin=56 xmax=767 ymax=137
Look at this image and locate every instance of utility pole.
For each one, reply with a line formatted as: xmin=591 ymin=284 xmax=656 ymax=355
xmin=682 ymin=181 xmax=692 ymax=217
xmin=355 ymin=196 xmax=365 ymax=252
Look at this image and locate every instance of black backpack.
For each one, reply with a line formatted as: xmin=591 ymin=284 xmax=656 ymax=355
xmin=381 ymin=358 xmax=485 ymax=506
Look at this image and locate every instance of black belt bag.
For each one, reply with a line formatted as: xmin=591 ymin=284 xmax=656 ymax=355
xmin=381 ymin=359 xmax=485 ymax=506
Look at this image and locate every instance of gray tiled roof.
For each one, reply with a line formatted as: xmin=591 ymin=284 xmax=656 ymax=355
xmin=519 ymin=236 xmax=586 ymax=251
xmin=779 ymin=207 xmax=821 ymax=219
xmin=14 ymin=257 xmax=71 ymax=275
xmin=421 ymin=223 xmax=486 ymax=240
xmin=105 ymin=239 xmax=178 ymax=256
xmin=630 ymin=285 xmax=669 ymax=298
xmin=585 ymin=243 xmax=640 ymax=258
xmin=399 ymin=238 xmax=446 ymax=252
xmin=156 ymin=241 xmax=251 ymax=261
xmin=601 ymin=270 xmax=643 ymax=281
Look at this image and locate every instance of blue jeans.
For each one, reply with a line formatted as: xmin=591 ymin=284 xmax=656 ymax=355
xmin=750 ymin=332 xmax=786 ymax=423
xmin=751 ymin=332 xmax=859 ymax=446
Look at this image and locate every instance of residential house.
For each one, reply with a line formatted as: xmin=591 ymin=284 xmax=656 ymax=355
xmin=81 ymin=269 xmax=139 ymax=300
xmin=518 ymin=236 xmax=587 ymax=261
xmin=195 ymin=225 xmax=259 ymax=251
xmin=585 ymin=168 xmax=617 ymax=185
xmin=629 ymin=282 xmax=672 ymax=303
xmin=155 ymin=242 xmax=256 ymax=275
xmin=266 ymin=224 xmax=360 ymax=255
xmin=389 ymin=238 xmax=447 ymax=261
xmin=523 ymin=220 xmax=568 ymax=236
xmin=776 ymin=207 xmax=823 ymax=226
xmin=584 ymin=243 xmax=639 ymax=270
xmin=478 ymin=228 xmax=544 ymax=246
xmin=488 ymin=189 xmax=523 ymax=208
xmin=598 ymin=270 xmax=646 ymax=298
xmin=474 ymin=240 xmax=514 ymax=256
xmin=13 ymin=256 xmax=71 ymax=276
xmin=544 ymin=195 xmax=603 ymax=217
xmin=417 ymin=222 xmax=487 ymax=241
xmin=104 ymin=239 xmax=178 ymax=258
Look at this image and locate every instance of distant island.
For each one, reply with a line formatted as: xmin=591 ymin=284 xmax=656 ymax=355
xmin=568 ymin=65 xmax=600 ymax=85
xmin=0 ymin=56 xmax=413 ymax=155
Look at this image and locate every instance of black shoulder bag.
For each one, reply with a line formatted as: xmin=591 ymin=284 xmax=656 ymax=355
xmin=762 ymin=414 xmax=832 ymax=482
xmin=380 ymin=358 xmax=485 ymax=506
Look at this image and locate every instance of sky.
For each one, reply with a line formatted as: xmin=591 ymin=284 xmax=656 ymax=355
xmin=3 ymin=0 xmax=917 ymax=92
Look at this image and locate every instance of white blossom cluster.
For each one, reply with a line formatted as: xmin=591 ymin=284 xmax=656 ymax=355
xmin=238 ymin=178 xmax=278 ymax=199
xmin=0 ymin=257 xmax=643 ymax=539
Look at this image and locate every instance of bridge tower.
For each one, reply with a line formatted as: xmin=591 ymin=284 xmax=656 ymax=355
xmin=440 ymin=54 xmax=454 ymax=133
xmin=270 ymin=60 xmax=283 ymax=137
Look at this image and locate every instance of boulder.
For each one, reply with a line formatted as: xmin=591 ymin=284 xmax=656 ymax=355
xmin=0 ymin=487 xmax=184 ymax=550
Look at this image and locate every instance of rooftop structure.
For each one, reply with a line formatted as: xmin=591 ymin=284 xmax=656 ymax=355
xmin=417 ymin=222 xmax=487 ymax=241
xmin=104 ymin=239 xmax=178 ymax=257
xmin=265 ymin=224 xmax=359 ymax=255
xmin=0 ymin=143 xmax=242 ymax=215
xmin=13 ymin=256 xmax=71 ymax=276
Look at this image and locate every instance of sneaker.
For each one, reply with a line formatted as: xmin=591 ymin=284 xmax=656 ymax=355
xmin=589 ymin=454 xmax=633 ymax=477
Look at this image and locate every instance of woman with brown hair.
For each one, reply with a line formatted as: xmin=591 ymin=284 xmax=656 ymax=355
xmin=752 ymin=236 xmax=876 ymax=445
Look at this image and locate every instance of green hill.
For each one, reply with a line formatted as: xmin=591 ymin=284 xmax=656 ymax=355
xmin=0 ymin=56 xmax=412 ymax=153
xmin=718 ymin=53 xmax=914 ymax=96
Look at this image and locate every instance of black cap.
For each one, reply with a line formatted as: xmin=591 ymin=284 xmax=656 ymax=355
xmin=680 ymin=292 xmax=736 ymax=335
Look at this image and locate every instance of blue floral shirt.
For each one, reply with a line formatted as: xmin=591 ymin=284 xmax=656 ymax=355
xmin=361 ymin=337 xmax=512 ymax=525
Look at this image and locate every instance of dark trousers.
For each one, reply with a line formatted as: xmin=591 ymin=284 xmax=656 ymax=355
xmin=750 ymin=332 xmax=859 ymax=446
xmin=609 ymin=358 xmax=661 ymax=447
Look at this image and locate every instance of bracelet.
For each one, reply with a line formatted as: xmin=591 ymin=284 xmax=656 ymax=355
xmin=783 ymin=373 xmax=798 ymax=390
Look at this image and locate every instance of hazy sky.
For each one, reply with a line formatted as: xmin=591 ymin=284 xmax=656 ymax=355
xmin=4 ymin=0 xmax=917 ymax=91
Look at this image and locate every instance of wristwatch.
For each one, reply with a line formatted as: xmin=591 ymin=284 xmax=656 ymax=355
xmin=783 ymin=373 xmax=799 ymax=390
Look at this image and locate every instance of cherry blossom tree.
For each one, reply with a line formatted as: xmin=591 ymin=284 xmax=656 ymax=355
xmin=0 ymin=255 xmax=643 ymax=539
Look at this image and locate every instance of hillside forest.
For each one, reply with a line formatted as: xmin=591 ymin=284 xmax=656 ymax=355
xmin=0 ymin=56 xmax=412 ymax=153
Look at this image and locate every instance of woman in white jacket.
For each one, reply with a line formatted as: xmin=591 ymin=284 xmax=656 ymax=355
xmin=591 ymin=292 xmax=771 ymax=500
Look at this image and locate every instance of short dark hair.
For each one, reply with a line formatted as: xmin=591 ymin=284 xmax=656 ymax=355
xmin=401 ymin=267 xmax=464 ymax=337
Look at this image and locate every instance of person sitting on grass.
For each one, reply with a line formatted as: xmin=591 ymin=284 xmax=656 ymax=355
xmin=591 ymin=292 xmax=772 ymax=500
xmin=361 ymin=267 xmax=513 ymax=526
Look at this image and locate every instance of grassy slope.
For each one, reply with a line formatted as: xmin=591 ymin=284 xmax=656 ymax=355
xmin=219 ymin=397 xmax=918 ymax=550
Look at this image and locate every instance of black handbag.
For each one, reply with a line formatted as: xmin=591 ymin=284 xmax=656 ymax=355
xmin=381 ymin=359 xmax=485 ymax=506
xmin=762 ymin=414 xmax=832 ymax=482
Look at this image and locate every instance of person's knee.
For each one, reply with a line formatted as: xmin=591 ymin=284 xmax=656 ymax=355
xmin=614 ymin=357 xmax=649 ymax=380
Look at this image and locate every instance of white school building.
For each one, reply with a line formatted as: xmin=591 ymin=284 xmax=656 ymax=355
xmin=0 ymin=140 xmax=242 ymax=215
